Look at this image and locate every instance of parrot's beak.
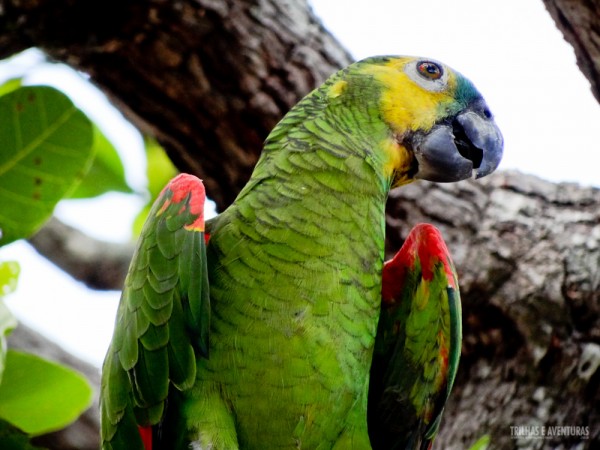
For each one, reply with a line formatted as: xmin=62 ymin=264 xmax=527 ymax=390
xmin=409 ymin=99 xmax=503 ymax=182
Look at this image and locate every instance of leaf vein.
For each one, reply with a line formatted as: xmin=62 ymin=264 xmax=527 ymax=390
xmin=0 ymin=105 xmax=79 ymax=177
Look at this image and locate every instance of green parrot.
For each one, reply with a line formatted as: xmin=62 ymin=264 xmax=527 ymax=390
xmin=101 ymin=55 xmax=502 ymax=450
xmin=368 ymin=223 xmax=461 ymax=450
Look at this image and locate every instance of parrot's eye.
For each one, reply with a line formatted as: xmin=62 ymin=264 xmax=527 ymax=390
xmin=405 ymin=59 xmax=449 ymax=92
xmin=416 ymin=61 xmax=443 ymax=80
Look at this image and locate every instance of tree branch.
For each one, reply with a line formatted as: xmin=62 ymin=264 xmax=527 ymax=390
xmin=27 ymin=217 xmax=133 ymax=291
xmin=542 ymin=0 xmax=600 ymax=103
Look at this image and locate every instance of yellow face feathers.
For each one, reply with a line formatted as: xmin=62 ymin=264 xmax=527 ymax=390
xmin=380 ymin=137 xmax=415 ymax=188
xmin=341 ymin=55 xmax=502 ymax=183
xmin=363 ymin=57 xmax=460 ymax=135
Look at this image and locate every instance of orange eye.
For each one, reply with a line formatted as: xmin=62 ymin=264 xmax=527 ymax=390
xmin=416 ymin=61 xmax=443 ymax=80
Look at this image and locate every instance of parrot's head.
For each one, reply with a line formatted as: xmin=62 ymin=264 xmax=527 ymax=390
xmin=327 ymin=56 xmax=503 ymax=187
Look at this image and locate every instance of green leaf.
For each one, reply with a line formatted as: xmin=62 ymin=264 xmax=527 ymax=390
xmin=0 ymin=350 xmax=93 ymax=436
xmin=0 ymin=419 xmax=46 ymax=450
xmin=0 ymin=79 xmax=22 ymax=98
xmin=145 ymin=137 xmax=178 ymax=198
xmin=468 ymin=434 xmax=490 ymax=450
xmin=68 ymin=125 xmax=133 ymax=199
xmin=0 ymin=261 xmax=19 ymax=384
xmin=0 ymin=299 xmax=18 ymax=385
xmin=132 ymin=137 xmax=178 ymax=236
xmin=0 ymin=86 xmax=94 ymax=246
xmin=0 ymin=261 xmax=19 ymax=297
xmin=0 ymin=300 xmax=17 ymax=342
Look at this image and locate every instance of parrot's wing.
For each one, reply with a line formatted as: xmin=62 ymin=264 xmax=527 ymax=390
xmin=101 ymin=174 xmax=210 ymax=450
xmin=368 ymin=223 xmax=461 ymax=450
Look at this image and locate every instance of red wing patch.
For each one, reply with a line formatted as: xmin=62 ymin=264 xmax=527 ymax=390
xmin=138 ymin=425 xmax=152 ymax=450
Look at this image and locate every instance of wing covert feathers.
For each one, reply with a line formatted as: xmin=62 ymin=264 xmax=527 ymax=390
xmin=369 ymin=223 xmax=462 ymax=450
xmin=101 ymin=174 xmax=209 ymax=449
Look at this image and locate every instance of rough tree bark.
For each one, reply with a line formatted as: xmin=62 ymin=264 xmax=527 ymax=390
xmin=0 ymin=1 xmax=598 ymax=449
xmin=542 ymin=0 xmax=600 ymax=103
xmin=27 ymin=217 xmax=134 ymax=290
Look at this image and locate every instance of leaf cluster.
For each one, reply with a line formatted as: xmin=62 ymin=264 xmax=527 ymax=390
xmin=0 ymin=70 xmax=176 ymax=446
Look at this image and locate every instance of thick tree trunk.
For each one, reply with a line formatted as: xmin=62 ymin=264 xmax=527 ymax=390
xmin=542 ymin=0 xmax=600 ymax=103
xmin=1 ymin=1 xmax=599 ymax=449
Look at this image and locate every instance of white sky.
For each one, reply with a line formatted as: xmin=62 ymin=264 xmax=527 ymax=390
xmin=1 ymin=0 xmax=600 ymax=368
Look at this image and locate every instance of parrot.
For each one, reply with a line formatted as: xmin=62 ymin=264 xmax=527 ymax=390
xmin=100 ymin=55 xmax=503 ymax=450
xmin=368 ymin=223 xmax=461 ymax=450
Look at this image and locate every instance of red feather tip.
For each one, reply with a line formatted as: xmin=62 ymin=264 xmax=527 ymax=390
xmin=138 ymin=425 xmax=152 ymax=450
xmin=161 ymin=173 xmax=206 ymax=231
xmin=382 ymin=223 xmax=455 ymax=302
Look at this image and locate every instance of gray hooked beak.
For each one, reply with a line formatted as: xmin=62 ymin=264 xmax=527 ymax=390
xmin=409 ymin=99 xmax=504 ymax=182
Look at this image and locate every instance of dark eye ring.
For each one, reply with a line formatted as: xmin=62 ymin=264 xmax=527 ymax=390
xmin=416 ymin=61 xmax=443 ymax=80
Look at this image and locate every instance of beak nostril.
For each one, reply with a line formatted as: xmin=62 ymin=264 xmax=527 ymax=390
xmin=452 ymin=118 xmax=483 ymax=169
